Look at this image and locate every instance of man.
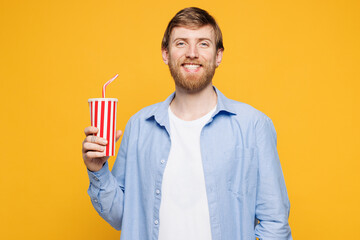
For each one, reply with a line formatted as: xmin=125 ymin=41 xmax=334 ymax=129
xmin=82 ymin=7 xmax=292 ymax=240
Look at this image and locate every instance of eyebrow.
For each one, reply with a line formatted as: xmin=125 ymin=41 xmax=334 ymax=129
xmin=172 ymin=37 xmax=213 ymax=43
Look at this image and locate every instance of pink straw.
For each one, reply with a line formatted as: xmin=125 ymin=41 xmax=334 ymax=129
xmin=102 ymin=74 xmax=119 ymax=98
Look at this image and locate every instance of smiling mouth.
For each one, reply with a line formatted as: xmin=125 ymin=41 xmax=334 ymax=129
xmin=182 ymin=63 xmax=202 ymax=70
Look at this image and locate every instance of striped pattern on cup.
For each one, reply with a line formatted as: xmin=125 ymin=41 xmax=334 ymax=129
xmin=88 ymin=98 xmax=118 ymax=156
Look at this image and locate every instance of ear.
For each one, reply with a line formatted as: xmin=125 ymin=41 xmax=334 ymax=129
xmin=215 ymin=49 xmax=223 ymax=67
xmin=162 ymin=48 xmax=169 ymax=65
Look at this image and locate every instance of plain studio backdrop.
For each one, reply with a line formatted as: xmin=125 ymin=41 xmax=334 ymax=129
xmin=0 ymin=0 xmax=359 ymax=239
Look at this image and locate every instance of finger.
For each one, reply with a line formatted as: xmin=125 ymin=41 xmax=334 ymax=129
xmin=115 ymin=130 xmax=122 ymax=142
xmin=84 ymin=126 xmax=99 ymax=136
xmin=85 ymin=135 xmax=108 ymax=145
xmin=84 ymin=151 xmax=106 ymax=159
xmin=83 ymin=142 xmax=106 ymax=153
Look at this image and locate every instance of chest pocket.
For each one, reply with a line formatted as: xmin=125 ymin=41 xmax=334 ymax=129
xmin=227 ymin=147 xmax=257 ymax=199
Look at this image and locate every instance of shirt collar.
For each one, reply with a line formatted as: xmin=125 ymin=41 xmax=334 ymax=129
xmin=145 ymin=86 xmax=236 ymax=128
xmin=212 ymin=86 xmax=237 ymax=116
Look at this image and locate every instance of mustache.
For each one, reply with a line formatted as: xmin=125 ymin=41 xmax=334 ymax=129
xmin=180 ymin=61 xmax=203 ymax=66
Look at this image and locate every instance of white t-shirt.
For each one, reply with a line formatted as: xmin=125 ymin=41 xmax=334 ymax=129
xmin=158 ymin=106 xmax=216 ymax=240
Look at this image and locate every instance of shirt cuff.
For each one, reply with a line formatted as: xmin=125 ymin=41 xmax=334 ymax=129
xmin=87 ymin=161 xmax=111 ymax=189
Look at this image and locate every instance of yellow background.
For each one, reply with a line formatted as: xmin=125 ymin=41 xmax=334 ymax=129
xmin=1 ymin=0 xmax=359 ymax=239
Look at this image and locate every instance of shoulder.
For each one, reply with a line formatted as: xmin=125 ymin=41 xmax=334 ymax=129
xmin=131 ymin=102 xmax=161 ymax=119
xmin=223 ymin=98 xmax=277 ymax=142
xmin=224 ymin=98 xmax=271 ymax=125
xmin=121 ymin=102 xmax=163 ymax=139
xmin=127 ymin=92 xmax=174 ymax=124
xmin=216 ymin=87 xmax=271 ymax=125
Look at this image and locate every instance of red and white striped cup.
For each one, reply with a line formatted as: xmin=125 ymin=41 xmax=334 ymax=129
xmin=88 ymin=98 xmax=118 ymax=156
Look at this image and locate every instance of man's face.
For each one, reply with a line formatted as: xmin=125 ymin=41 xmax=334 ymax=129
xmin=162 ymin=25 xmax=223 ymax=93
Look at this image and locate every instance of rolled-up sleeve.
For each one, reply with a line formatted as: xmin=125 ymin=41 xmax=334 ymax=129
xmin=254 ymin=116 xmax=292 ymax=240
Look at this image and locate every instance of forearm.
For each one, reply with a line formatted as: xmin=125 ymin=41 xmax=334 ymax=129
xmin=87 ymin=161 xmax=124 ymax=230
xmin=254 ymin=116 xmax=292 ymax=239
xmin=254 ymin=185 xmax=292 ymax=240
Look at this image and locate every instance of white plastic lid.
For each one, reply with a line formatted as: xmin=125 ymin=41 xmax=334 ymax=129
xmin=88 ymin=98 xmax=118 ymax=102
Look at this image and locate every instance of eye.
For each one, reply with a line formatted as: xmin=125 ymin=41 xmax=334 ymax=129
xmin=176 ymin=41 xmax=185 ymax=47
xmin=200 ymin=42 xmax=209 ymax=47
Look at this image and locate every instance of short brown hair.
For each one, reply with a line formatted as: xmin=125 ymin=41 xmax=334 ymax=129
xmin=161 ymin=7 xmax=224 ymax=51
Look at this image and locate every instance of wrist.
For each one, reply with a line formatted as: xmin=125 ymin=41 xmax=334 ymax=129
xmin=87 ymin=161 xmax=107 ymax=172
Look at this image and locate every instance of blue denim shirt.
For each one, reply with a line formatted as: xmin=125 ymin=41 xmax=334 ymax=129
xmin=87 ymin=87 xmax=292 ymax=240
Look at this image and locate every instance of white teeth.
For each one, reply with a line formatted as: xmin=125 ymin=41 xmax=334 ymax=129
xmin=183 ymin=64 xmax=200 ymax=69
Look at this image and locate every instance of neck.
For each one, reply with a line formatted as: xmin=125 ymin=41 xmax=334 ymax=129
xmin=170 ymin=83 xmax=217 ymax=121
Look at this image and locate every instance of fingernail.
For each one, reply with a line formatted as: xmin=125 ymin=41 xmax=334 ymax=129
xmin=102 ymin=140 xmax=108 ymax=144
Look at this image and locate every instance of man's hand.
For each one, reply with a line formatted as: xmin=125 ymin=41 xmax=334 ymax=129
xmin=82 ymin=126 xmax=122 ymax=172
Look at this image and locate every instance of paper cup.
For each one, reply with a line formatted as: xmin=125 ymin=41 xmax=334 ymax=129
xmin=88 ymin=98 xmax=118 ymax=156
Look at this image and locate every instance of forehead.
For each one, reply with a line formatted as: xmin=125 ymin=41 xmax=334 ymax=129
xmin=170 ymin=25 xmax=215 ymax=41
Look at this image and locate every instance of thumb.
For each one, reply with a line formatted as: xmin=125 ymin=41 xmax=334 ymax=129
xmin=115 ymin=130 xmax=122 ymax=142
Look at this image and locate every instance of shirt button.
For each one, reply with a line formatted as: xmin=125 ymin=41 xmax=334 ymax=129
xmin=155 ymin=189 xmax=161 ymax=195
xmin=154 ymin=219 xmax=159 ymax=225
xmin=93 ymin=198 xmax=98 ymax=203
xmin=160 ymin=159 xmax=165 ymax=164
xmin=93 ymin=176 xmax=99 ymax=181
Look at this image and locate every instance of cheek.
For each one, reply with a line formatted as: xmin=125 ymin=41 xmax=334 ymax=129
xmin=201 ymin=54 xmax=216 ymax=65
xmin=200 ymin=49 xmax=216 ymax=60
xmin=169 ymin=55 xmax=181 ymax=65
xmin=169 ymin=49 xmax=185 ymax=58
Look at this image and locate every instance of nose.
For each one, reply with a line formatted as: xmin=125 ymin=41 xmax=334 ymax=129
xmin=185 ymin=44 xmax=199 ymax=59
